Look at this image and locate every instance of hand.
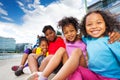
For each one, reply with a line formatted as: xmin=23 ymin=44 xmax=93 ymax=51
xmin=42 ymin=48 xmax=48 ymax=54
xmin=108 ymin=32 xmax=120 ymax=43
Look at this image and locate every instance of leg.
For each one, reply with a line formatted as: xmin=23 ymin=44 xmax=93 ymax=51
xmin=52 ymin=48 xmax=83 ymax=80
xmin=42 ymin=47 xmax=68 ymax=78
xmin=28 ymin=54 xmax=39 ymax=73
xmin=14 ymin=55 xmax=27 ymax=76
xmin=12 ymin=53 xmax=28 ymax=71
xmin=38 ymin=55 xmax=53 ymax=71
xmin=79 ymin=52 xmax=87 ymax=68
xmin=20 ymin=53 xmax=29 ymax=67
xmin=14 ymin=48 xmax=32 ymax=76
xmin=20 ymin=48 xmax=32 ymax=67
xmin=27 ymin=55 xmax=53 ymax=80
xmin=12 ymin=49 xmax=31 ymax=71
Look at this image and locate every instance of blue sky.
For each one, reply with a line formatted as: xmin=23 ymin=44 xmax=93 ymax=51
xmin=0 ymin=0 xmax=98 ymax=44
xmin=0 ymin=0 xmax=59 ymax=24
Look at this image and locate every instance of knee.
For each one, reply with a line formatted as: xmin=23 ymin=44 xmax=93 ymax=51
xmin=71 ymin=48 xmax=83 ymax=56
xmin=28 ymin=53 xmax=34 ymax=60
xmin=56 ymin=47 xmax=66 ymax=55
xmin=41 ymin=56 xmax=52 ymax=64
xmin=58 ymin=47 xmax=66 ymax=52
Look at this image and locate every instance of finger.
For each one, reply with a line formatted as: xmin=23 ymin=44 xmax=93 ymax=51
xmin=109 ymin=32 xmax=115 ymax=39
xmin=109 ymin=32 xmax=120 ymax=43
xmin=108 ymin=32 xmax=111 ymax=36
xmin=108 ymin=32 xmax=115 ymax=43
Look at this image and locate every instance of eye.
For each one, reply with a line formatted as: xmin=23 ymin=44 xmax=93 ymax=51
xmin=64 ymin=31 xmax=68 ymax=34
xmin=86 ymin=23 xmax=92 ymax=27
xmin=97 ymin=22 xmax=102 ymax=24
xmin=70 ymin=30 xmax=74 ymax=32
xmin=49 ymin=32 xmax=52 ymax=34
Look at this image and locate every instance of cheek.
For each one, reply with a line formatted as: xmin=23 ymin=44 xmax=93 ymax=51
xmin=64 ymin=34 xmax=68 ymax=39
xmin=46 ymin=36 xmax=49 ymax=40
xmin=52 ymin=33 xmax=55 ymax=37
xmin=85 ymin=27 xmax=89 ymax=33
xmin=103 ymin=25 xmax=106 ymax=31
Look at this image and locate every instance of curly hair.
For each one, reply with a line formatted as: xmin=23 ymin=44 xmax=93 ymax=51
xmin=58 ymin=17 xmax=79 ymax=32
xmin=80 ymin=10 xmax=120 ymax=37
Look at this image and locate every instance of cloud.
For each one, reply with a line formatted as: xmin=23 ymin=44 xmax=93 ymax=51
xmin=17 ymin=1 xmax=24 ymax=7
xmin=0 ymin=2 xmax=3 ymax=6
xmin=0 ymin=7 xmax=8 ymax=16
xmin=1 ymin=16 xmax=14 ymax=22
xmin=0 ymin=0 xmax=86 ymax=44
xmin=0 ymin=2 xmax=14 ymax=22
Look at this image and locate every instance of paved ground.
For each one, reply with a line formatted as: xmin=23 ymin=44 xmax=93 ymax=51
xmin=0 ymin=57 xmax=55 ymax=80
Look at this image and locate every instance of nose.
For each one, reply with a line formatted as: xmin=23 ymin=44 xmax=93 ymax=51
xmin=91 ymin=23 xmax=97 ymax=29
xmin=45 ymin=45 xmax=48 ymax=49
xmin=67 ymin=32 xmax=71 ymax=36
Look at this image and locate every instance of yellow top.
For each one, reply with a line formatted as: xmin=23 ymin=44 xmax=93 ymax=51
xmin=35 ymin=47 xmax=49 ymax=56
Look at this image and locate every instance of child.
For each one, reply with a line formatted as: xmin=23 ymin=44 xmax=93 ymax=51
xmin=28 ymin=36 xmax=49 ymax=66
xmin=27 ymin=17 xmax=88 ymax=80
xmin=79 ymin=10 xmax=120 ymax=80
xmin=14 ymin=36 xmax=49 ymax=76
xmin=27 ymin=25 xmax=66 ymax=74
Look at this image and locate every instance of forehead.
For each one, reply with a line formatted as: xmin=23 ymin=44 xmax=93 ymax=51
xmin=40 ymin=40 xmax=47 ymax=44
xmin=63 ymin=24 xmax=75 ymax=30
xmin=86 ymin=13 xmax=104 ymax=22
xmin=45 ymin=29 xmax=53 ymax=34
xmin=41 ymin=40 xmax=46 ymax=42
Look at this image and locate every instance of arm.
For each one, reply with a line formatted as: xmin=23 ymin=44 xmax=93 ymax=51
xmin=32 ymin=48 xmax=37 ymax=53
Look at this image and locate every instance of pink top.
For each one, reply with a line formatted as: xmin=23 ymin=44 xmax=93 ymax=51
xmin=65 ymin=39 xmax=87 ymax=57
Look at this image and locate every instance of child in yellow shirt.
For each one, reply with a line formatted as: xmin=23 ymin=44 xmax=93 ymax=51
xmin=14 ymin=36 xmax=49 ymax=76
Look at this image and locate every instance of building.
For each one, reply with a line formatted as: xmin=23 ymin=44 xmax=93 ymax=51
xmin=88 ymin=0 xmax=120 ymax=21
xmin=0 ymin=36 xmax=16 ymax=53
xmin=16 ymin=43 xmax=32 ymax=53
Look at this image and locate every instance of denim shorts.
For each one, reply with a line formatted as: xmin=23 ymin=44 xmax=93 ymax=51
xmin=37 ymin=55 xmax=45 ymax=67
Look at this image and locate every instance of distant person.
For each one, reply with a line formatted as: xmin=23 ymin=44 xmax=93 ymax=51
xmin=32 ymin=35 xmax=40 ymax=49
xmin=11 ymin=35 xmax=42 ymax=76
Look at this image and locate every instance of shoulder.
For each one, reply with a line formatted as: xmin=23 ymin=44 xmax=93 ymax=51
xmin=56 ymin=36 xmax=64 ymax=41
xmin=36 ymin=47 xmax=41 ymax=50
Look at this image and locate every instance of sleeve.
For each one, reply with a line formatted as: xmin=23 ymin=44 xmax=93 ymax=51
xmin=107 ymin=41 xmax=120 ymax=62
xmin=46 ymin=52 xmax=49 ymax=56
xmin=82 ymin=36 xmax=87 ymax=44
xmin=57 ymin=37 xmax=66 ymax=48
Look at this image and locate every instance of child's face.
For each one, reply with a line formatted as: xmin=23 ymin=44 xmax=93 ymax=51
xmin=40 ymin=40 xmax=48 ymax=53
xmin=45 ymin=29 xmax=56 ymax=42
xmin=85 ymin=13 xmax=106 ymax=38
xmin=63 ymin=24 xmax=77 ymax=42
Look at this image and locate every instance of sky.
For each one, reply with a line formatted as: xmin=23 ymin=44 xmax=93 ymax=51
xmin=0 ymin=0 xmax=99 ymax=44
